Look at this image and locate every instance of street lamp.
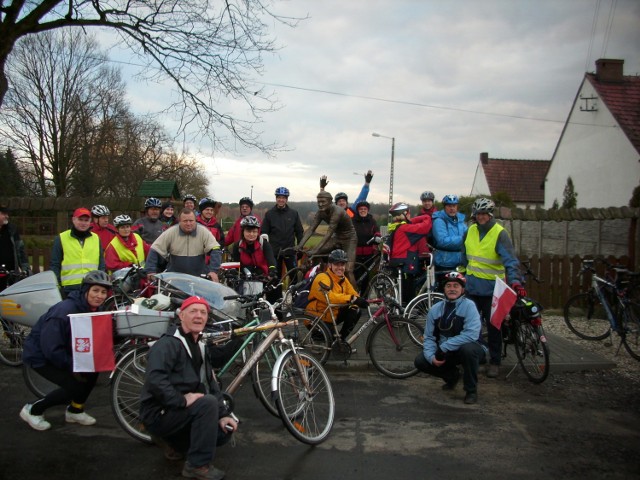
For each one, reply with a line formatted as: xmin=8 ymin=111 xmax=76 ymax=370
xmin=372 ymin=132 xmax=395 ymax=212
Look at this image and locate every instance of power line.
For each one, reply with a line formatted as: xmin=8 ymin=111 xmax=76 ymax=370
xmin=585 ymin=0 xmax=601 ymax=72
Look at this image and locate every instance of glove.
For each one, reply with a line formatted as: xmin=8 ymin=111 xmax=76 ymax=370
xmin=364 ymin=170 xmax=373 ymax=183
xmin=435 ymin=348 xmax=446 ymax=361
xmin=511 ymin=282 xmax=527 ymax=298
xmin=320 ymin=175 xmax=328 ymax=189
xmin=353 ymin=296 xmax=369 ymax=308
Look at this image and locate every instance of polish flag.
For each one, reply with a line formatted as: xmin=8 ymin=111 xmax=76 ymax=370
xmin=69 ymin=313 xmax=116 ymax=372
xmin=490 ymin=277 xmax=517 ymax=329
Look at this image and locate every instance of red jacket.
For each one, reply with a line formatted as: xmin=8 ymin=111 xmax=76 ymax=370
xmin=104 ymin=233 xmax=151 ymax=272
xmin=225 ymin=214 xmax=261 ymax=247
xmin=387 ymin=214 xmax=432 ymax=274
xmin=90 ymin=222 xmax=117 ymax=250
xmin=196 ymin=215 xmax=225 ymax=243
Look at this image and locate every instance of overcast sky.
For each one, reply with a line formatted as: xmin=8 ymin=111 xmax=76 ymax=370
xmin=116 ymin=0 xmax=640 ymax=206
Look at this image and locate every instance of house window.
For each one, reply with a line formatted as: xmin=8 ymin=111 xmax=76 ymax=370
xmin=579 ymin=94 xmax=598 ymax=112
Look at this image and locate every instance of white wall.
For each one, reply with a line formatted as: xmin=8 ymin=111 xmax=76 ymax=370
xmin=470 ymin=162 xmax=490 ymax=196
xmin=545 ymin=78 xmax=640 ymax=208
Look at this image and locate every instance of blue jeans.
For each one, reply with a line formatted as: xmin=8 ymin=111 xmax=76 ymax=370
xmin=414 ymin=342 xmax=484 ymax=393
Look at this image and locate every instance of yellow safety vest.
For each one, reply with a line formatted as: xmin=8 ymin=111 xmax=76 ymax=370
xmin=464 ymin=223 xmax=506 ymax=280
xmin=108 ymin=233 xmax=146 ymax=273
xmin=59 ymin=230 xmax=101 ymax=286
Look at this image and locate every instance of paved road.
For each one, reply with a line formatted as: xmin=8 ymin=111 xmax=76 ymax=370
xmin=1 ymin=358 xmax=639 ymax=480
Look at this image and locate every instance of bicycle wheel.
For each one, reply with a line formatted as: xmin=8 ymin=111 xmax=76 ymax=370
xmin=621 ymin=302 xmax=640 ymax=361
xmin=250 ymin=337 xmax=285 ymax=417
xmin=110 ymin=346 xmax=153 ymax=444
xmin=280 ymin=314 xmax=332 ymax=364
xmin=403 ymin=292 xmax=445 ymax=340
xmin=0 ymin=320 xmax=30 ymax=367
xmin=275 ymin=350 xmax=335 ymax=445
xmin=368 ymin=316 xmax=423 ymax=379
xmin=365 ymin=273 xmax=398 ymax=304
xmin=563 ymin=292 xmax=611 ymax=341
xmin=23 ymin=364 xmax=57 ymax=398
xmin=514 ymin=322 xmax=550 ymax=383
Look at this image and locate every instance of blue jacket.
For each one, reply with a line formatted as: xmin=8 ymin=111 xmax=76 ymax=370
xmin=23 ymin=290 xmax=95 ymax=370
xmin=423 ymin=295 xmax=484 ymax=364
xmin=461 ymin=219 xmax=522 ymax=296
xmin=347 ymin=183 xmax=370 ymax=216
xmin=431 ymin=210 xmax=467 ymax=270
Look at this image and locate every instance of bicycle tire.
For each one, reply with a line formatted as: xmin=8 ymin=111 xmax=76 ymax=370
xmin=275 ymin=350 xmax=335 ymax=445
xmin=250 ymin=336 xmax=284 ymax=417
xmin=403 ymin=292 xmax=445 ymax=340
xmin=110 ymin=346 xmax=153 ymax=444
xmin=22 ymin=364 xmax=57 ymax=398
xmin=280 ymin=314 xmax=332 ymax=364
xmin=621 ymin=302 xmax=640 ymax=361
xmin=563 ymin=292 xmax=611 ymax=341
xmin=0 ymin=320 xmax=29 ymax=367
xmin=514 ymin=322 xmax=550 ymax=383
xmin=368 ymin=317 xmax=423 ymax=379
xmin=365 ymin=273 xmax=398 ymax=304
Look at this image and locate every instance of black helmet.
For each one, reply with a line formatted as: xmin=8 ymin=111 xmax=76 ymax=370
xmin=355 ymin=200 xmax=370 ymax=210
xmin=328 ymin=249 xmax=348 ymax=263
xmin=420 ymin=191 xmax=435 ymax=202
xmin=198 ymin=197 xmax=216 ymax=210
xmin=239 ymin=197 xmax=254 ymax=208
xmin=240 ymin=215 xmax=261 ymax=229
xmin=442 ymin=271 xmax=466 ymax=288
xmin=144 ymin=197 xmax=162 ymax=209
xmin=183 ymin=194 xmax=197 ymax=203
xmin=334 ymin=192 xmax=348 ymax=203
xmin=82 ymin=270 xmax=111 ymax=289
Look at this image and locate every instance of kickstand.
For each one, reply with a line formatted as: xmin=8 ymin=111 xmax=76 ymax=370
xmin=505 ymin=362 xmax=519 ymax=379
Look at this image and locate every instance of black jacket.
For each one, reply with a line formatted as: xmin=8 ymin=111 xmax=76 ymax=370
xmin=0 ymin=222 xmax=29 ymax=272
xmin=261 ymin=204 xmax=304 ymax=257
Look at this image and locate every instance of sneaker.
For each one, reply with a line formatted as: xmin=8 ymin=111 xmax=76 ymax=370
xmin=441 ymin=370 xmax=460 ymax=391
xmin=182 ymin=462 xmax=225 ymax=480
xmin=486 ymin=364 xmax=500 ymax=378
xmin=464 ymin=391 xmax=478 ymax=404
xmin=20 ymin=404 xmax=51 ymax=431
xmin=65 ymin=410 xmax=96 ymax=426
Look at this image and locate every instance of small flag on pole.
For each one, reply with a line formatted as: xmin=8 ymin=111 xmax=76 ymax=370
xmin=490 ymin=277 xmax=517 ymax=329
xmin=69 ymin=313 xmax=115 ymax=372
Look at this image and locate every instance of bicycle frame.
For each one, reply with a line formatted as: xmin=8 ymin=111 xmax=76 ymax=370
xmin=590 ymin=272 xmax=623 ymax=333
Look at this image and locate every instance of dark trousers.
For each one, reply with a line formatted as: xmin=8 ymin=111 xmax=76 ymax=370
xmin=467 ymin=294 xmax=500 ymax=365
xmin=145 ymin=394 xmax=231 ymax=468
xmin=30 ymin=364 xmax=99 ymax=415
xmin=336 ymin=306 xmax=361 ymax=340
xmin=414 ymin=342 xmax=484 ymax=393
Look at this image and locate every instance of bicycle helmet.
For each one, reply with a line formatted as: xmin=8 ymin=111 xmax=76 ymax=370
xmin=472 ymin=198 xmax=495 ymax=217
xmin=355 ymin=200 xmax=370 ymax=210
xmin=82 ymin=270 xmax=112 ymax=288
xmin=328 ymin=249 xmax=349 ymax=263
xmin=240 ymin=215 xmax=261 ymax=229
xmin=420 ymin=191 xmax=435 ymax=202
xmin=389 ymin=202 xmax=410 ymax=216
xmin=239 ymin=197 xmax=254 ymax=208
xmin=442 ymin=194 xmax=459 ymax=205
xmin=182 ymin=193 xmax=197 ymax=203
xmin=274 ymin=187 xmax=290 ymax=197
xmin=442 ymin=271 xmax=466 ymax=288
xmin=144 ymin=197 xmax=162 ymax=209
xmin=334 ymin=192 xmax=348 ymax=203
xmin=113 ymin=214 xmax=133 ymax=227
xmin=198 ymin=197 xmax=217 ymax=210
xmin=91 ymin=204 xmax=110 ymax=217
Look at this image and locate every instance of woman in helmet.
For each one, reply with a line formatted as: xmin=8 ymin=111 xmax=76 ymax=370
xmin=431 ymin=194 xmax=468 ymax=290
xmin=229 ymin=216 xmax=277 ymax=288
xmin=461 ymin=197 xmax=524 ymax=379
xmin=352 ymin=200 xmax=381 ymax=292
xmin=159 ymin=201 xmax=178 ymax=228
xmin=133 ymin=197 xmax=166 ymax=244
xmin=182 ymin=194 xmax=197 ymax=211
xmin=306 ymin=249 xmax=369 ymax=341
xmin=90 ymin=204 xmax=117 ymax=249
xmin=413 ymin=271 xmax=485 ymax=405
xmin=224 ymin=196 xmax=260 ymax=247
xmin=386 ymin=202 xmax=433 ymax=304
xmin=196 ymin=197 xmax=225 ymax=243
xmin=104 ymin=214 xmax=150 ymax=273
xmin=21 ymin=271 xmax=112 ymax=431
xmin=419 ymin=191 xmax=437 ymax=217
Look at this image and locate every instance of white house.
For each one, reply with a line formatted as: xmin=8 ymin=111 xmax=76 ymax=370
xmin=544 ymin=59 xmax=640 ymax=208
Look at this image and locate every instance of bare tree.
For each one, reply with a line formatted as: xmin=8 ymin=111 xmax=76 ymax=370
xmin=0 ymin=1 xmax=299 ymax=154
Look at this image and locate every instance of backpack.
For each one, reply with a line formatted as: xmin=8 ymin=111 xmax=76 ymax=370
xmin=292 ymin=269 xmax=333 ymax=310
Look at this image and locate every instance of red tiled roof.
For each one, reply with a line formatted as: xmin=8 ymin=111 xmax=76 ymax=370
xmin=481 ymin=158 xmax=550 ymax=204
xmin=586 ymin=73 xmax=640 ymax=155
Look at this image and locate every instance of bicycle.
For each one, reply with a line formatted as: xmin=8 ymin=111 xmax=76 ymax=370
xmin=563 ymin=259 xmax=640 ymax=361
xmin=111 ymin=300 xmax=335 ymax=445
xmin=0 ymin=267 xmax=29 ymax=366
xmin=402 ymin=253 xmax=445 ymax=333
xmin=286 ymin=281 xmax=424 ymax=379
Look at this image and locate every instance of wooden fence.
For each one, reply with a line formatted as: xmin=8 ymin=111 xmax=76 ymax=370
xmin=25 ymin=248 xmax=629 ymax=310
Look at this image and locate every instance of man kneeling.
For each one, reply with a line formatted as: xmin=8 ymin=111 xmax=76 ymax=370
xmin=140 ymin=296 xmax=238 ymax=480
xmin=414 ymin=272 xmax=486 ymax=404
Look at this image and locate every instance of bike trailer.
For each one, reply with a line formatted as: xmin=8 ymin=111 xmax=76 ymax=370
xmin=0 ymin=271 xmax=62 ymax=327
